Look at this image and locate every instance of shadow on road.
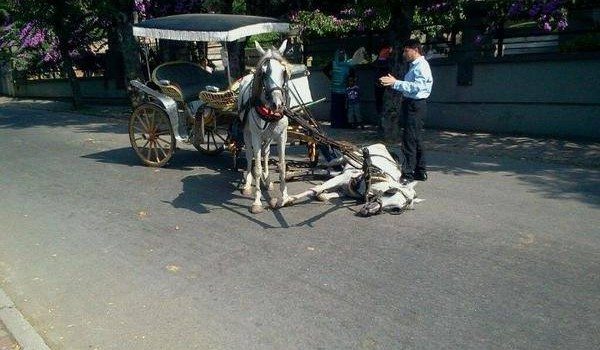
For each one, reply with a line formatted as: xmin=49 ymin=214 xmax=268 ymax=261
xmin=82 ymin=146 xmax=206 ymax=171
xmin=169 ymin=172 xmax=356 ymax=229
xmin=428 ymin=153 xmax=600 ymax=207
xmin=0 ymin=106 xmax=129 ymax=135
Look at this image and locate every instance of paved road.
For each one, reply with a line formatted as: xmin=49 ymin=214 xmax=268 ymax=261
xmin=1 ymin=106 xmax=599 ymax=349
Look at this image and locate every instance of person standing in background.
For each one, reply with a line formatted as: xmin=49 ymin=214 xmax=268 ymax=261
xmin=373 ymin=42 xmax=393 ymax=128
xmin=345 ymin=75 xmax=363 ymax=129
xmin=323 ymin=49 xmax=353 ymax=128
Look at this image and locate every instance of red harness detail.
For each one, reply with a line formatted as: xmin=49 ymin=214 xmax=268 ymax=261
xmin=255 ymin=105 xmax=284 ymax=122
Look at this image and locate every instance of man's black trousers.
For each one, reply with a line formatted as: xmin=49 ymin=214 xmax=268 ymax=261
xmin=401 ymin=98 xmax=427 ymax=175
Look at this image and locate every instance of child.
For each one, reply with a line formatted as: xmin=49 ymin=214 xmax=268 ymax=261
xmin=345 ymin=75 xmax=363 ymax=129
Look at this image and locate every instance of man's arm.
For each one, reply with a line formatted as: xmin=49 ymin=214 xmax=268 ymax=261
xmin=379 ymin=66 xmax=432 ymax=95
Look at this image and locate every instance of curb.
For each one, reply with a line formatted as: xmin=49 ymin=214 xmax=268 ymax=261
xmin=0 ymin=288 xmax=50 ymax=350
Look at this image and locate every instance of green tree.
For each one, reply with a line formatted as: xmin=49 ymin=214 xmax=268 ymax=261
xmin=8 ymin=0 xmax=101 ymax=109
xmin=93 ymin=1 xmax=143 ymax=96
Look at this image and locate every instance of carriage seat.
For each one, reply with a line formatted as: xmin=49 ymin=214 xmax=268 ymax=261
xmin=152 ymin=61 xmax=228 ymax=103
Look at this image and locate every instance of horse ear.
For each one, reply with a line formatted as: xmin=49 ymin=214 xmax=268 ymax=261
xmin=255 ymin=41 xmax=266 ymax=55
xmin=277 ymin=39 xmax=288 ymax=54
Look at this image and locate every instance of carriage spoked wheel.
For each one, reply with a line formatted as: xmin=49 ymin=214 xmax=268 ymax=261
xmin=192 ymin=108 xmax=229 ymax=155
xmin=129 ymin=102 xmax=175 ymax=167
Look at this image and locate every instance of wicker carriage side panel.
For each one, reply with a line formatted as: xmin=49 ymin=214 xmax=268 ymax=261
xmin=198 ymin=90 xmax=238 ymax=111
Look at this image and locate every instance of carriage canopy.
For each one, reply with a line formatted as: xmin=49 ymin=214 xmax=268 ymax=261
xmin=132 ymin=14 xmax=290 ymax=42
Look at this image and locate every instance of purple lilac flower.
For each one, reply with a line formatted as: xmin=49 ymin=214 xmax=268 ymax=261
xmin=542 ymin=21 xmax=552 ymax=31
xmin=557 ymin=18 xmax=568 ymax=30
xmin=19 ymin=21 xmax=33 ymax=40
xmin=42 ymin=49 xmax=60 ymax=63
xmin=19 ymin=22 xmax=46 ymax=49
xmin=134 ymin=0 xmax=147 ymax=16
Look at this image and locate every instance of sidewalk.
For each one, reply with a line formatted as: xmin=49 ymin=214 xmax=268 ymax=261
xmin=1 ymin=289 xmax=49 ymax=350
xmin=1 ymin=96 xmax=599 ymax=169
xmin=327 ymin=126 xmax=600 ymax=169
xmin=0 ymin=290 xmax=19 ymax=350
xmin=0 ymin=323 xmax=18 ymax=350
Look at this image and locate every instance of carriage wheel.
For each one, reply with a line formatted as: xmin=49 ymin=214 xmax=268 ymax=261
xmin=192 ymin=109 xmax=228 ymax=155
xmin=129 ymin=102 xmax=175 ymax=167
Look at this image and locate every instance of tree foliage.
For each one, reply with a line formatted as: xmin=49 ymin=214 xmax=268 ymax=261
xmin=0 ymin=0 xmax=591 ymax=110
xmin=290 ymin=0 xmax=573 ymax=42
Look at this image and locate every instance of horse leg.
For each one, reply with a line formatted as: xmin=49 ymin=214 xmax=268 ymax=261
xmin=241 ymin=132 xmax=254 ymax=197
xmin=250 ymin=137 xmax=264 ymax=214
xmin=262 ymin=141 xmax=273 ymax=191
xmin=272 ymin=137 xmax=290 ymax=208
xmin=287 ymin=170 xmax=356 ymax=205
xmin=316 ymin=191 xmax=343 ymax=202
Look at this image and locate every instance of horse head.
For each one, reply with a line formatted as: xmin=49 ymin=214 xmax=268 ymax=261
xmin=253 ymin=40 xmax=289 ymax=114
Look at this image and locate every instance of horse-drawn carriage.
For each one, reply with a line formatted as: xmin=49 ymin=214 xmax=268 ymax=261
xmin=128 ymin=13 xmax=322 ymax=168
xmin=127 ymin=13 xmax=421 ymax=215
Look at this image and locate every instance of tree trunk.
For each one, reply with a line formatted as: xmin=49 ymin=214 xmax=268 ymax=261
xmin=56 ymin=32 xmax=82 ymax=109
xmin=381 ymin=2 xmax=414 ymax=142
xmin=115 ymin=11 xmax=143 ymax=107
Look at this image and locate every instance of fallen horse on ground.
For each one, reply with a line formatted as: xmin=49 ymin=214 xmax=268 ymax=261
xmin=282 ymin=143 xmax=424 ymax=216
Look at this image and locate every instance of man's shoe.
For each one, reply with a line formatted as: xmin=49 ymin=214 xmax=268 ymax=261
xmin=400 ymin=173 xmax=414 ymax=185
xmin=413 ymin=170 xmax=428 ymax=181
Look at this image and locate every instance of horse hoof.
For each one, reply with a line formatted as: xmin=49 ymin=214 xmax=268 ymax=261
xmin=241 ymin=188 xmax=253 ymax=197
xmin=250 ymin=204 xmax=264 ymax=214
xmin=316 ymin=193 xmax=329 ymax=202
xmin=269 ymin=198 xmax=282 ymax=209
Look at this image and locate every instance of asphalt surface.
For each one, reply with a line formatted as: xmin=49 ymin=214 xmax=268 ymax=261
xmin=0 ymin=105 xmax=599 ymax=349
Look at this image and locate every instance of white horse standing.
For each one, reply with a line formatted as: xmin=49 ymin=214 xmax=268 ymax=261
xmin=238 ymin=41 xmax=292 ymax=213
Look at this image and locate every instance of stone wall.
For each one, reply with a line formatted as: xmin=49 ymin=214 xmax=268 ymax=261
xmin=8 ymin=77 xmax=128 ymax=102
xmin=2 ymin=52 xmax=599 ymax=140
xmin=307 ymin=52 xmax=600 ymax=140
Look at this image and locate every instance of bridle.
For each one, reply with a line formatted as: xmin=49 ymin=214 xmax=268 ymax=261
xmin=251 ymin=53 xmax=290 ymax=112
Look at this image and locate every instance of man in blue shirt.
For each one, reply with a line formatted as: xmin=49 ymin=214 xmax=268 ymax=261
xmin=379 ymin=39 xmax=433 ymax=182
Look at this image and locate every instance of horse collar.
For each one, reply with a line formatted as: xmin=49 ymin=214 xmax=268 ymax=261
xmin=255 ymin=105 xmax=284 ymax=122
